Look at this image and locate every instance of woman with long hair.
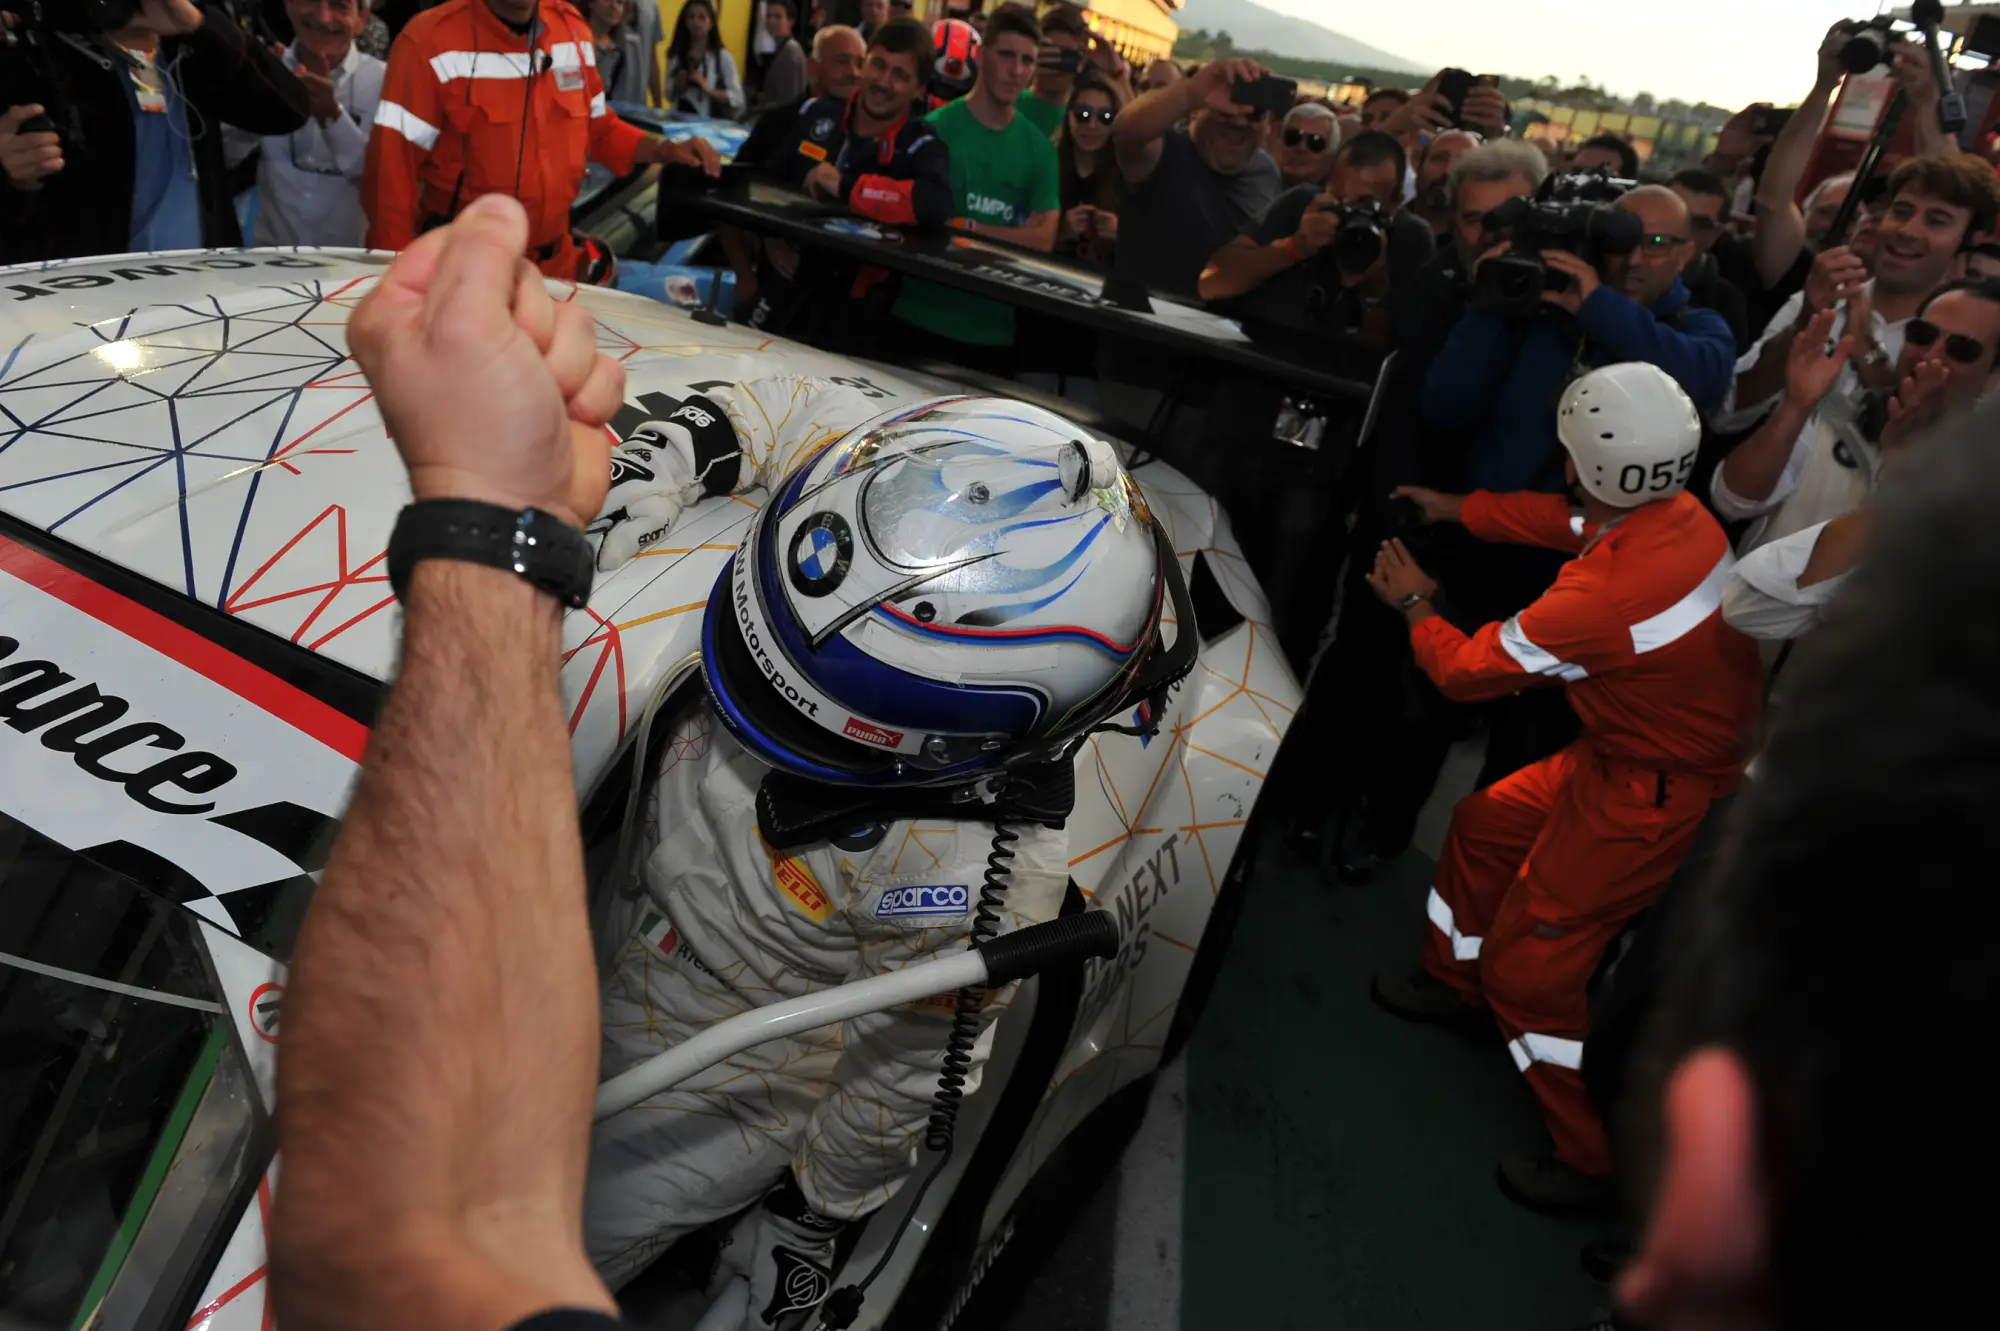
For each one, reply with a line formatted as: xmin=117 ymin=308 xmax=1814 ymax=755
xmin=590 ymin=0 xmax=648 ymax=107
xmin=659 ymin=0 xmax=745 ymax=119
xmin=1056 ymin=69 xmax=1127 ymax=268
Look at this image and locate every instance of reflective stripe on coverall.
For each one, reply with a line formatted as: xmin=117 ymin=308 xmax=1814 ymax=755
xmin=1409 ymin=489 xmax=1762 ymax=1178
xmin=362 ymin=0 xmax=645 ymax=278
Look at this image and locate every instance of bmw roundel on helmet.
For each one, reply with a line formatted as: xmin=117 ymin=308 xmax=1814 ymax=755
xmin=701 ymin=397 xmax=1191 ymax=789
xmin=1555 ymin=363 xmax=1703 ymax=508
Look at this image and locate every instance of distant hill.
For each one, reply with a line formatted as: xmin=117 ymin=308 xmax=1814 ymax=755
xmin=1171 ymin=0 xmax=1429 ymax=77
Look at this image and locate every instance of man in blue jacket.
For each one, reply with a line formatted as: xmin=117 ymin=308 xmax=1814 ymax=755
xmin=1425 ymin=185 xmax=1735 ymax=495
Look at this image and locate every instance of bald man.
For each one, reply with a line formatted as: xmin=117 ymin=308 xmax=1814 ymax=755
xmin=1603 ymin=184 xmax=1701 ymax=311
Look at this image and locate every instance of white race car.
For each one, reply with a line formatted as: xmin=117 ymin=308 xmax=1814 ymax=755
xmin=0 ymin=249 xmax=1299 ymax=1331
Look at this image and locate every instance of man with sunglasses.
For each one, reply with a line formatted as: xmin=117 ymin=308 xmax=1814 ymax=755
xmin=1716 ymin=280 xmax=2000 ymax=601
xmin=1110 ymin=54 xmax=1281 ymax=301
xmin=1275 ymin=102 xmax=1339 ymax=191
xmin=1715 ymin=155 xmax=2000 ymax=553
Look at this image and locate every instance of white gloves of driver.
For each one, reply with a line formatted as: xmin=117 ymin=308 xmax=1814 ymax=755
xmin=707 ymin=1174 xmax=849 ymax=1329
xmin=595 ymin=419 xmax=707 ymax=572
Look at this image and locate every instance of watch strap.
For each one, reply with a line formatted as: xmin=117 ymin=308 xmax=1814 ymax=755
xmin=1396 ymin=591 xmax=1429 ymax=611
xmin=388 ymin=500 xmax=594 ymax=609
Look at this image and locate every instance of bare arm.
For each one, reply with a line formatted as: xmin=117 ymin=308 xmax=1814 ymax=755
xmin=1753 ymin=26 xmax=1847 ymax=290
xmin=965 ymin=209 xmax=1059 ymax=253
xmin=1113 ymin=57 xmax=1263 ymax=185
xmin=1800 ymin=507 xmax=1868 ymax=587
xmin=1717 ymin=394 xmax=1817 ymax=510
xmin=271 ymin=194 xmax=623 ymax=1331
xmin=1198 ymin=233 xmax=1300 ymax=302
xmin=1734 ymin=320 xmax=1800 ymax=408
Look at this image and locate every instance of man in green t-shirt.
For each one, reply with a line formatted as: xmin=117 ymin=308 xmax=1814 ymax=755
xmin=889 ymin=1 xmax=1058 ymax=368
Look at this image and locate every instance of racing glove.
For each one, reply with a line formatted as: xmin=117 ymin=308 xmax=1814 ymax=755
xmin=708 ymin=1173 xmax=851 ymax=1329
xmin=594 ymin=395 xmax=742 ymax=571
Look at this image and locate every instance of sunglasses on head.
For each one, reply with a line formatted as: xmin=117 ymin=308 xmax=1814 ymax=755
xmin=1071 ymin=105 xmax=1115 ymax=126
xmin=1282 ymin=127 xmax=1329 ymax=152
xmin=1906 ymin=317 xmax=1987 ymax=364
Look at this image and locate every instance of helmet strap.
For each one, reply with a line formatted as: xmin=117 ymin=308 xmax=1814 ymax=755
xmin=755 ymin=763 xmax=1075 ymax=851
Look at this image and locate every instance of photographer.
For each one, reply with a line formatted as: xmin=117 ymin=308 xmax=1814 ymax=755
xmin=1264 ymin=139 xmax=1548 ymax=869
xmin=1 ymin=0 xmax=308 ymax=264
xmin=1570 ymin=132 xmax=1637 ymax=180
xmin=1426 ymin=183 xmax=1735 ymax=496
xmin=1198 ymin=129 xmax=1431 ymax=347
xmin=1110 ymin=54 xmax=1280 ymax=300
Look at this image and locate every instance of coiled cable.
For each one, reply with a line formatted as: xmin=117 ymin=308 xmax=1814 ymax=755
xmin=815 ymin=823 xmax=1018 ymax=1329
xmin=925 ymin=824 xmax=1016 ymax=1150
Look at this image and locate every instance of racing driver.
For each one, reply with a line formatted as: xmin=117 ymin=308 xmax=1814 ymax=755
xmin=1365 ymin=362 xmax=1763 ymax=1212
xmin=741 ymin=16 xmax=953 ymax=338
xmin=582 ymin=379 xmax=1190 ymax=1325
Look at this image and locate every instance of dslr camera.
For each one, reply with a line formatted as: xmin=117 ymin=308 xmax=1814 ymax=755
xmin=1472 ymin=170 xmax=1641 ymax=318
xmin=1 ymin=0 xmax=138 ymax=33
xmin=1325 ymin=197 xmax=1388 ymax=276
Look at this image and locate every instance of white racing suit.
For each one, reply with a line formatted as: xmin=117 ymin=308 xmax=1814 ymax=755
xmin=583 ymin=377 xmax=1072 ymax=1287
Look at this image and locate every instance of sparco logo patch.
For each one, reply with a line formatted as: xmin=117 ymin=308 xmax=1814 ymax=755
xmin=842 ymin=716 xmax=903 ymax=748
xmin=876 ymin=883 xmax=971 ymax=918
xmin=763 ymin=1248 xmax=831 ymax=1322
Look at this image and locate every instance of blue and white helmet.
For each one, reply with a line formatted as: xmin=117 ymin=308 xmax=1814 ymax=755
xmin=701 ymin=396 xmax=1190 ymax=788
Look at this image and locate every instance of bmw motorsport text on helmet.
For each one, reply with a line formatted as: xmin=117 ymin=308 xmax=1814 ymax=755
xmin=1555 ymin=362 xmax=1703 ymax=508
xmin=701 ymin=396 xmax=1191 ymax=788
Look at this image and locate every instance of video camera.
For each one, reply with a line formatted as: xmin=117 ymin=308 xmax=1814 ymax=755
xmin=1837 ymin=16 xmax=1906 ymax=73
xmin=1472 ymin=170 xmax=1640 ymax=318
xmin=1 ymin=0 xmax=138 ymax=34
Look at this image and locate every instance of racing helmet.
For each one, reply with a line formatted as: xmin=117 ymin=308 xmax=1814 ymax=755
xmin=1555 ymin=363 xmax=1702 ymax=508
xmin=928 ymin=18 xmax=980 ymax=108
xmin=701 ymin=397 xmax=1193 ymax=789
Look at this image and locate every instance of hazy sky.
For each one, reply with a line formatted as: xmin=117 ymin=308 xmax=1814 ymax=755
xmin=1263 ymin=0 xmax=1901 ymax=110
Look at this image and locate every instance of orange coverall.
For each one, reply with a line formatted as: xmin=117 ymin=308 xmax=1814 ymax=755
xmin=362 ymin=0 xmax=646 ymax=278
xmin=1410 ymin=489 xmax=1762 ymax=1178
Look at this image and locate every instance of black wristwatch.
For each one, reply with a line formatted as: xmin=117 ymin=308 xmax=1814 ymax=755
xmin=387 ymin=500 xmax=594 ymax=608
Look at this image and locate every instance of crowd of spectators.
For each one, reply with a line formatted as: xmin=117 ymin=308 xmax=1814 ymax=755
xmin=7 ymin=1 xmax=2000 ymax=1313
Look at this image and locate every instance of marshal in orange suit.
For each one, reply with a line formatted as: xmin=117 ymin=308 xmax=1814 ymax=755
xmin=1367 ymin=362 xmax=1763 ymax=1213
xmin=362 ymin=0 xmax=721 ymax=279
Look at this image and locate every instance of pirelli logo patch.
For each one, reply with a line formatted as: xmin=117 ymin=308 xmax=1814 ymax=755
xmin=797 ymin=140 xmax=828 ymax=162
xmin=760 ymin=835 xmax=832 ymax=921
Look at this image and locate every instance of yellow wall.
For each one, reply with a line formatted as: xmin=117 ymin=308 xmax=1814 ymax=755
xmin=1079 ymin=0 xmax=1179 ymax=63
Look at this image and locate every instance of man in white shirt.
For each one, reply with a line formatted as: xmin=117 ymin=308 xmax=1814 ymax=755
xmin=1721 ymin=280 xmax=2000 ymax=640
xmin=1711 ymin=155 xmax=2000 ymax=551
xmin=253 ymin=0 xmax=386 ymax=246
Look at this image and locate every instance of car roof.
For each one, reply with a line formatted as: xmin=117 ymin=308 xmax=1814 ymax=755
xmin=0 ymin=247 xmax=961 ymax=797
